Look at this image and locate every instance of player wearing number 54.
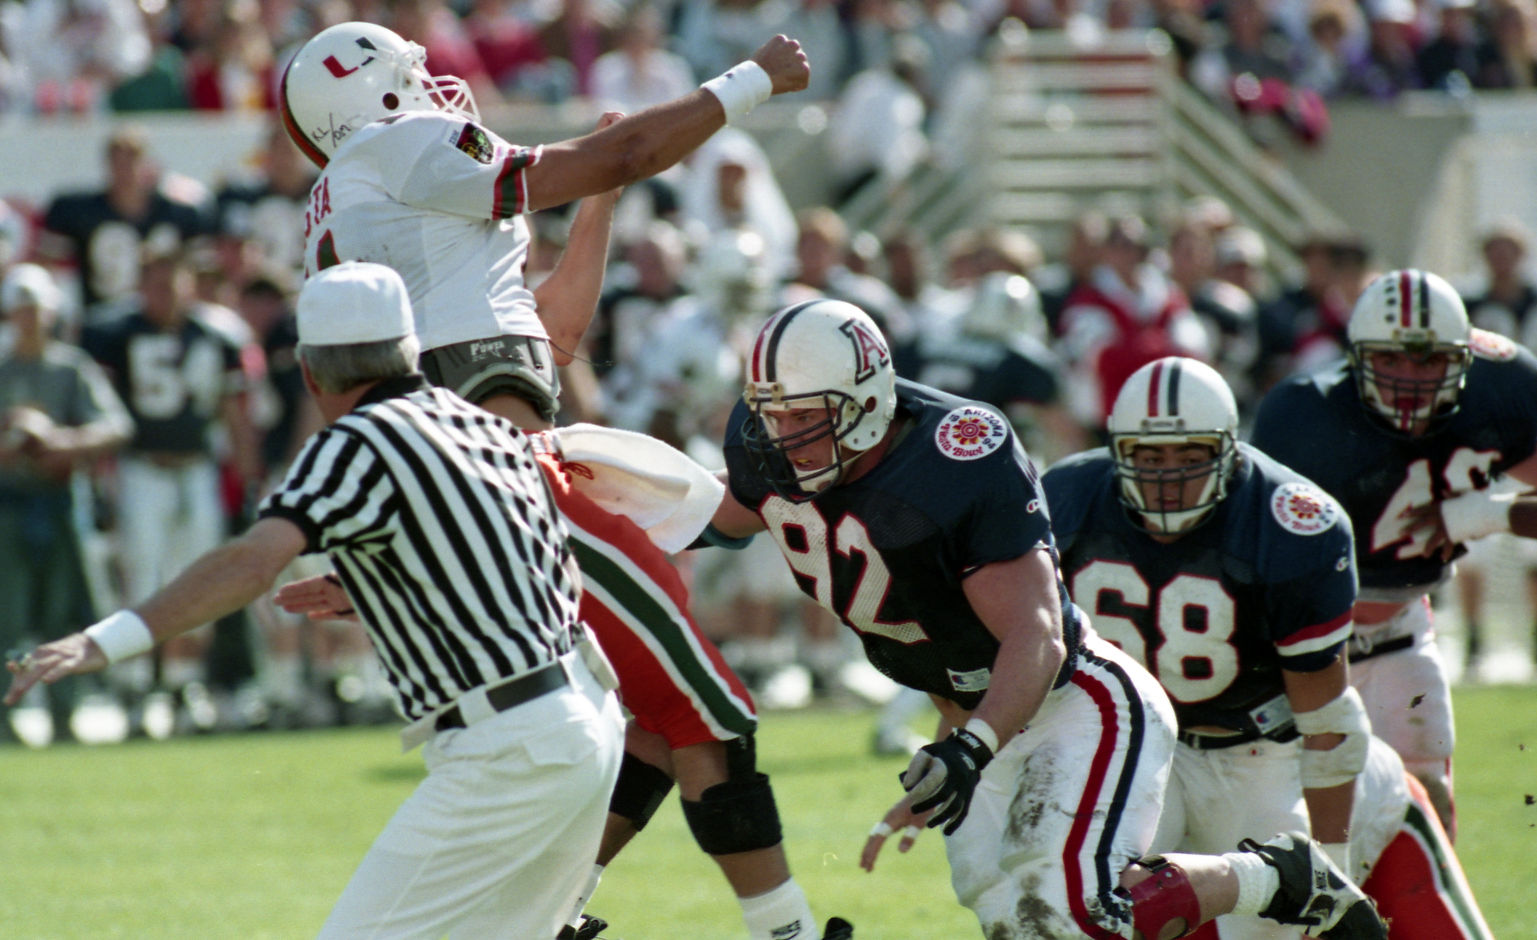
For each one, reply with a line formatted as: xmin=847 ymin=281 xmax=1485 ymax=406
xmin=698 ymin=300 xmax=1386 ymax=940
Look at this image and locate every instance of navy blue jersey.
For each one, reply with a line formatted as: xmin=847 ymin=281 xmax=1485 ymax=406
xmin=725 ymin=379 xmax=1083 ymax=709
xmin=42 ymin=190 xmax=210 ymax=311
xmin=1044 ymin=444 xmax=1355 ymax=735
xmin=82 ymin=310 xmax=245 ymax=457
xmin=1250 ymin=332 xmax=1537 ymax=598
xmin=896 ymin=330 xmax=1060 ymax=410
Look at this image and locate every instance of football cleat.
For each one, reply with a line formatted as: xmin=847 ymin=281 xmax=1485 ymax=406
xmin=1239 ymin=831 xmax=1387 ymax=940
xmin=822 ymin=916 xmax=854 ymax=939
xmin=555 ymin=914 xmax=610 ymax=939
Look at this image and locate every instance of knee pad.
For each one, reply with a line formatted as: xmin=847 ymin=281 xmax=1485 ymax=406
xmin=609 ymin=752 xmax=675 ymax=830
xmin=680 ymin=736 xmax=783 ymax=855
xmin=1124 ymin=855 xmax=1202 ymax=940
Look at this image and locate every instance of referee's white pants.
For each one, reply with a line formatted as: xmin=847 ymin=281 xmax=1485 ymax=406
xmin=319 ymin=658 xmax=624 ymax=939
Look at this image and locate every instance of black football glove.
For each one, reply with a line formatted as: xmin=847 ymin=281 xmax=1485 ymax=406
xmin=899 ymin=727 xmax=995 ymax=835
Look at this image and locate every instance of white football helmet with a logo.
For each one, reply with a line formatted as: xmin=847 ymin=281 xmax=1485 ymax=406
xmin=1107 ymin=356 xmax=1239 ymax=533
xmin=280 ymin=21 xmax=479 ymax=167
xmin=1346 ymin=268 xmax=1473 ymax=436
xmin=742 ymin=299 xmax=898 ymax=499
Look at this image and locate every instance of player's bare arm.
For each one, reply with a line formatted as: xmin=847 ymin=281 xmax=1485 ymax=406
xmin=708 ymin=472 xmax=768 ymax=539
xmin=522 ymin=36 xmax=809 ymax=212
xmin=533 ymin=112 xmax=625 ymax=364
xmin=5 ymin=518 xmax=305 ymax=705
xmin=1281 ymin=659 xmax=1357 ymax=846
xmin=959 ymin=546 xmax=1068 ymax=743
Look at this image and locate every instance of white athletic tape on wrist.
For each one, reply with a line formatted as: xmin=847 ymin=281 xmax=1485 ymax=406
xmin=1440 ymin=487 xmax=1517 ymax=544
xmin=702 ymin=61 xmax=772 ymax=125
xmin=1320 ymin=841 xmax=1351 ymax=875
xmin=83 ymin=610 xmax=155 ymax=664
xmin=962 ymin=717 xmax=1000 ymax=755
xmin=1294 ymin=687 xmax=1370 ymax=788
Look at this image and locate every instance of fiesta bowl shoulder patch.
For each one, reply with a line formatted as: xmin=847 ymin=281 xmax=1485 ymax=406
xmin=1270 ymin=482 xmax=1340 ymax=535
xmin=453 ymin=123 xmax=495 ymax=164
xmin=935 ymin=405 xmax=1008 ymax=461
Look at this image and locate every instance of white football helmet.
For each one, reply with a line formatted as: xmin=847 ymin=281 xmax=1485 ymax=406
xmin=742 ymin=299 xmax=898 ymax=499
xmin=1346 ymin=268 xmax=1472 ymax=436
xmin=962 ymin=272 xmax=1047 ymax=344
xmin=280 ymin=21 xmax=479 ymax=167
xmin=1107 ymin=356 xmax=1239 ymax=534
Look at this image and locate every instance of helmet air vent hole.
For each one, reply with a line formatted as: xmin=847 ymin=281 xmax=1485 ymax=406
xmin=382 ymin=93 xmax=399 ymax=110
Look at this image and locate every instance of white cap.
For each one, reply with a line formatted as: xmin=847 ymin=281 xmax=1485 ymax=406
xmin=296 ymin=261 xmax=414 ymax=346
xmin=1 ymin=263 xmax=61 ymax=312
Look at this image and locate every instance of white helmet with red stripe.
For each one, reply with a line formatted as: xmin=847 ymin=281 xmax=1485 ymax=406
xmin=1346 ymin=268 xmax=1472 ymax=436
xmin=741 ymin=299 xmax=897 ymax=499
xmin=280 ymin=21 xmax=479 ymax=168
xmin=1107 ymin=356 xmax=1239 ymax=533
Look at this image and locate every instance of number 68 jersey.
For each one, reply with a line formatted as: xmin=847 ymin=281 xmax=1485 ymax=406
xmin=1042 ymin=444 xmax=1355 ymax=733
xmin=724 ymin=380 xmax=1084 ymax=710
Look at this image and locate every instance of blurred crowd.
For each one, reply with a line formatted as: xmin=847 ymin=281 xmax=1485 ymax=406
xmin=4 ymin=1 xmax=1537 ymax=747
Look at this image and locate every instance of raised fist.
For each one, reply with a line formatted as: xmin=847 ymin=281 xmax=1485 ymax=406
xmin=750 ymin=35 xmax=810 ymax=96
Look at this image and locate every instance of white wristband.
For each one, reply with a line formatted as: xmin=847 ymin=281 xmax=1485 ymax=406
xmin=1320 ymin=841 xmax=1352 ymax=877
xmin=701 ymin=60 xmax=773 ymax=125
xmin=962 ymin=717 xmax=1000 ymax=754
xmin=83 ymin=610 xmax=155 ymax=664
xmin=1440 ymin=487 xmax=1516 ymax=544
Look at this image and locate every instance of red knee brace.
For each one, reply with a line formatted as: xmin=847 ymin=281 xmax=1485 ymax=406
xmin=1126 ymin=856 xmax=1202 ymax=940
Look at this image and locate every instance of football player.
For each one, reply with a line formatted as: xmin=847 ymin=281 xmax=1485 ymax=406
xmin=1043 ymin=357 xmax=1366 ymax=940
xmin=276 ymin=22 xmax=847 ymax=940
xmin=1250 ymin=269 xmax=1537 ymax=840
xmin=710 ymin=299 xmax=1385 ymax=939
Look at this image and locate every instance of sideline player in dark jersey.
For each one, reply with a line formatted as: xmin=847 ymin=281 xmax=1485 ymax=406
xmin=706 ymin=299 xmax=1385 ymax=940
xmin=1250 ymin=268 xmax=1537 ymax=841
xmin=1045 ymin=357 xmax=1368 ymax=940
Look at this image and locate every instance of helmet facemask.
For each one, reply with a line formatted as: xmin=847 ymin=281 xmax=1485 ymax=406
xmin=1349 ymin=338 xmax=1472 ymax=437
xmin=741 ymin=385 xmax=879 ymax=501
xmin=1111 ymin=431 xmax=1237 ymax=534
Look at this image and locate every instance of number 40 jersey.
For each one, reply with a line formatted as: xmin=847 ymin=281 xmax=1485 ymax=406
xmin=1249 ymin=333 xmax=1537 ymax=602
xmin=1042 ymin=444 xmax=1355 ymax=734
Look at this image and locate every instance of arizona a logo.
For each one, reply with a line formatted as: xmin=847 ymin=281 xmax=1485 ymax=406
xmin=840 ymin=318 xmax=889 ymax=383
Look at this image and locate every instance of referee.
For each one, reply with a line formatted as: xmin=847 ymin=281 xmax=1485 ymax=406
xmin=4 ymin=261 xmax=625 ymax=939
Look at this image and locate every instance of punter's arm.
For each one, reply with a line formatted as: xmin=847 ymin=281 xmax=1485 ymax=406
xmin=522 ymin=36 xmax=808 ymax=211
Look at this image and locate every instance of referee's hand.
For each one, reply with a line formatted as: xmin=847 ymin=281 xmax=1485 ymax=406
xmin=273 ymin=573 xmax=358 ymax=621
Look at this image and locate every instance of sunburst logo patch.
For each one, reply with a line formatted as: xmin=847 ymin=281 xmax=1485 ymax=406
xmin=935 ymin=406 xmax=1007 ymax=461
xmin=1270 ymin=482 xmax=1339 ymax=535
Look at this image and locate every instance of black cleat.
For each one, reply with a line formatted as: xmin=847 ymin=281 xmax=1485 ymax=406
xmin=822 ymin=916 xmax=854 ymax=939
xmin=555 ymin=914 xmax=609 ymax=939
xmin=1239 ymin=831 xmax=1387 ymax=939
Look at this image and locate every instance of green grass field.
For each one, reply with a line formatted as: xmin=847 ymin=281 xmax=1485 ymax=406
xmin=1 ymin=684 xmax=1533 ymax=939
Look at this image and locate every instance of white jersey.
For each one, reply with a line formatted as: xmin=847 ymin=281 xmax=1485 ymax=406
xmin=302 ymin=110 xmax=547 ymax=351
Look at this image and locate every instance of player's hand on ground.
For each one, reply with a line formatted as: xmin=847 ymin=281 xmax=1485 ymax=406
xmin=750 ymin=35 xmax=810 ymax=95
xmin=5 ymin=634 xmax=107 ymax=706
xmin=859 ymin=793 xmax=933 ymax=872
xmin=273 ymin=573 xmax=359 ymax=621
xmin=898 ymin=727 xmax=995 ymax=835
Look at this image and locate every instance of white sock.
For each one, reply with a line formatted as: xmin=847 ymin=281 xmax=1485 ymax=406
xmin=565 ymin=864 xmax=605 ymax=928
xmin=740 ymin=878 xmax=816 ymax=940
xmin=161 ymin=659 xmax=205 ymax=690
xmin=1227 ymin=850 xmax=1281 ymax=917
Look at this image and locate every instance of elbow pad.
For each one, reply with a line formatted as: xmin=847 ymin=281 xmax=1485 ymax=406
xmin=1294 ymin=686 xmax=1370 ymax=789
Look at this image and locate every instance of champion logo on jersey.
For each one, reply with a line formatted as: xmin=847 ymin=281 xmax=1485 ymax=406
xmin=1270 ymin=482 xmax=1340 ymax=535
xmin=935 ymin=405 xmax=1007 ymax=461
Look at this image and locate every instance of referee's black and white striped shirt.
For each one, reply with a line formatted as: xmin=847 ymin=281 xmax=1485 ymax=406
xmin=258 ymin=374 xmax=580 ymax=721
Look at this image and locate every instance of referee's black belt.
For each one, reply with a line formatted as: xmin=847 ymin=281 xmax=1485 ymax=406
xmin=1177 ymin=725 xmax=1300 ymax=751
xmin=435 ymin=661 xmax=568 ymax=732
xmin=1347 ymin=634 xmax=1414 ymax=664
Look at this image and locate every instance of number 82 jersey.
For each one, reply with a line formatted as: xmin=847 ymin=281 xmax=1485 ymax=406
xmin=1042 ymin=443 xmax=1356 ymax=732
